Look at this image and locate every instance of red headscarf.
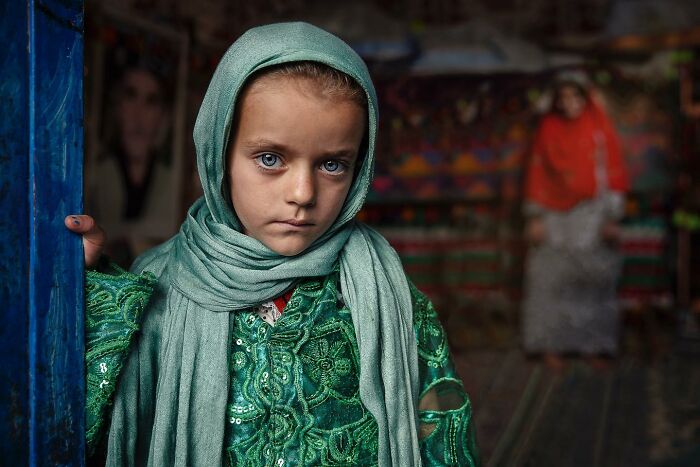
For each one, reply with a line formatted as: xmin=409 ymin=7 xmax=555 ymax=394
xmin=525 ymin=97 xmax=629 ymax=211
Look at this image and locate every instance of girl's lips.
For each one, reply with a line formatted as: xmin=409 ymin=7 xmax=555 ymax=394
xmin=278 ymin=219 xmax=313 ymax=227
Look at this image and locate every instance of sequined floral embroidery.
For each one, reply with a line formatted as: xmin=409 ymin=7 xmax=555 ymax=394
xmin=301 ymin=339 xmax=352 ymax=389
xmin=84 ymin=263 xmax=156 ymax=454
xmin=84 ymin=264 xmax=480 ymax=466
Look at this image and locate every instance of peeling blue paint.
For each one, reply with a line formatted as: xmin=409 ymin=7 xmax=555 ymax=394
xmin=0 ymin=1 xmax=31 ymax=462
xmin=1 ymin=0 xmax=85 ymax=465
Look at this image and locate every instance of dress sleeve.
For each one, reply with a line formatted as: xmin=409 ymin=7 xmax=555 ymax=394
xmin=410 ymin=282 xmax=481 ymax=466
xmin=84 ymin=261 xmax=155 ymax=455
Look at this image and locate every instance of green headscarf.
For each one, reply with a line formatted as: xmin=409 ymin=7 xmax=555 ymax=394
xmin=107 ymin=22 xmax=421 ymax=466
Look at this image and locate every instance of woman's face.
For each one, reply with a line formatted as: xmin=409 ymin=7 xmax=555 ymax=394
xmin=557 ymin=85 xmax=586 ymax=120
xmin=117 ymin=69 xmax=165 ymax=161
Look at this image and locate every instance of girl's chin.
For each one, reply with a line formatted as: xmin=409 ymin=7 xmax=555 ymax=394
xmin=261 ymin=237 xmax=314 ymax=257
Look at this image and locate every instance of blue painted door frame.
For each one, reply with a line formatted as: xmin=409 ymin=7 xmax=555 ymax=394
xmin=0 ymin=1 xmax=85 ymax=465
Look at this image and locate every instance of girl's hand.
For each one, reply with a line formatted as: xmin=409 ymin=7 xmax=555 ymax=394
xmin=64 ymin=215 xmax=106 ymax=268
xmin=525 ymin=217 xmax=546 ymax=246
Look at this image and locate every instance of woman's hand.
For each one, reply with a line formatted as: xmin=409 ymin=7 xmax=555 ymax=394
xmin=64 ymin=215 xmax=106 ymax=268
xmin=525 ymin=217 xmax=546 ymax=246
xmin=600 ymin=221 xmax=622 ymax=245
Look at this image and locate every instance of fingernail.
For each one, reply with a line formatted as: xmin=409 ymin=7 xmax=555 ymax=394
xmin=72 ymin=218 xmax=80 ymax=226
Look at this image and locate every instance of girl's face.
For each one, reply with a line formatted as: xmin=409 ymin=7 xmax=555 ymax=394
xmin=227 ymin=77 xmax=366 ymax=256
xmin=557 ymin=84 xmax=586 ymax=120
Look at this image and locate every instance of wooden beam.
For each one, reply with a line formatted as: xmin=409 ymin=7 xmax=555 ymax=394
xmin=0 ymin=0 xmax=85 ymax=465
xmin=0 ymin=1 xmax=31 ymax=461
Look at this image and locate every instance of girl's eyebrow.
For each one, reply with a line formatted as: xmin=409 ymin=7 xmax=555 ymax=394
xmin=241 ymin=138 xmax=288 ymax=152
xmin=323 ymin=149 xmax=358 ymax=161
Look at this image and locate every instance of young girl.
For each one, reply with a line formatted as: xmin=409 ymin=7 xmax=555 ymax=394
xmin=69 ymin=22 xmax=479 ymax=466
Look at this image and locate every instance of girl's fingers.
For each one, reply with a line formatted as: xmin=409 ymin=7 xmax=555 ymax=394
xmin=65 ymin=214 xmax=94 ymax=233
xmin=64 ymin=215 xmax=107 ymax=267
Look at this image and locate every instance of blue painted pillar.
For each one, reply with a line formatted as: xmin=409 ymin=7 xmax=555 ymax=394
xmin=0 ymin=0 xmax=85 ymax=465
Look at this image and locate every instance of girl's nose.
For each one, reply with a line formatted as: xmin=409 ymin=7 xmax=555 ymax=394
xmin=286 ymin=168 xmax=317 ymax=207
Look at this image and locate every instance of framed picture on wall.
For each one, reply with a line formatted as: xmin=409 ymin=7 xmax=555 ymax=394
xmin=85 ymin=4 xmax=188 ymax=266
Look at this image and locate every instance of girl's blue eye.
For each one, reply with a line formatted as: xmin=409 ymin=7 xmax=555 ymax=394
xmin=322 ymin=160 xmax=343 ymax=173
xmin=258 ymin=153 xmax=280 ymax=167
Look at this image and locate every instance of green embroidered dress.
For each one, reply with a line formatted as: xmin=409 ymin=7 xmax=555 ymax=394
xmin=85 ymin=266 xmax=480 ymax=466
